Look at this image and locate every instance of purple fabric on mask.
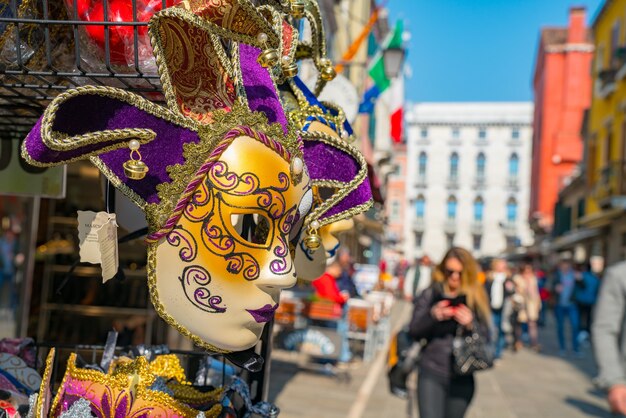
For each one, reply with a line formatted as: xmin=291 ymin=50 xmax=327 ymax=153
xmin=239 ymin=43 xmax=288 ymax=134
xmin=303 ymin=141 xmax=358 ymax=182
xmin=321 ymin=178 xmax=372 ymax=220
xmin=24 ymin=94 xmax=200 ymax=204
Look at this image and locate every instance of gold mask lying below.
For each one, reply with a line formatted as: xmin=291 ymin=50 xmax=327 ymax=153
xmin=150 ymin=135 xmax=311 ymax=352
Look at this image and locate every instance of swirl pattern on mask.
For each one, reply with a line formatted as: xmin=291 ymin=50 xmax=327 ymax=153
xmin=174 ymin=159 xmax=299 ymax=281
xmin=180 ymin=265 xmax=226 ymax=313
xmin=166 ymin=226 xmax=198 ymax=262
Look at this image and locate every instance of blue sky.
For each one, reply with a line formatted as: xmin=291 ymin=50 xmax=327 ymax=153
xmin=386 ymin=0 xmax=603 ymax=102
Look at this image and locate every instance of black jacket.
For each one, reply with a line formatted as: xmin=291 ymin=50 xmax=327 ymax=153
xmin=409 ymin=284 xmax=490 ymax=379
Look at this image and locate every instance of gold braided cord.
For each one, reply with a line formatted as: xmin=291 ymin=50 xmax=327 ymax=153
xmin=38 ymin=85 xmax=196 ymax=152
xmin=230 ymin=42 xmax=250 ymax=109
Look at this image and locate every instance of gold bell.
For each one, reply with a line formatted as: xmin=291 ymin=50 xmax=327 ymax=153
xmin=282 ymin=60 xmax=299 ymax=78
xmin=289 ymin=0 xmax=305 ymax=19
xmin=123 ymin=159 xmax=149 ymax=180
xmin=320 ymin=63 xmax=337 ymax=81
xmin=304 ymin=233 xmax=321 ymax=250
xmin=258 ymin=48 xmax=280 ymax=68
xmin=123 ymin=139 xmax=149 ymax=180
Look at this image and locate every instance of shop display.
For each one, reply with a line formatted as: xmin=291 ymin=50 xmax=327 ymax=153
xmin=64 ymin=0 xmax=181 ymax=70
xmin=3 ymin=0 xmax=375 ymax=415
xmin=21 ymin=347 xmax=278 ymax=418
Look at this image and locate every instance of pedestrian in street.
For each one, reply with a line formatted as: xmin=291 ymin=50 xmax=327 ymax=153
xmin=312 ymin=261 xmax=352 ymax=365
xmin=409 ymin=247 xmax=491 ymax=418
xmin=573 ymin=261 xmax=599 ymax=344
xmin=592 ymin=260 xmax=626 ymax=416
xmin=537 ymin=269 xmax=550 ymax=327
xmin=336 ymin=249 xmax=360 ymax=299
xmin=552 ymin=258 xmax=581 ymax=356
xmin=512 ymin=263 xmax=541 ymax=351
xmin=484 ymin=258 xmax=515 ymax=359
xmin=403 ymin=255 xmax=433 ymax=302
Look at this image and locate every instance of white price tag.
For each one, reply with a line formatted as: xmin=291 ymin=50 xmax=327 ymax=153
xmin=77 ymin=211 xmax=118 ymax=282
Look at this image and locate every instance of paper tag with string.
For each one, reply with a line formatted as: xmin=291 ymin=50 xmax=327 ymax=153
xmin=77 ymin=210 xmax=118 ymax=282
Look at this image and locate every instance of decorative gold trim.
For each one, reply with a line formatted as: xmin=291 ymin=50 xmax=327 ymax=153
xmin=301 ymin=130 xmax=369 ymax=229
xmin=149 ymin=8 xmax=238 ymax=123
xmin=35 ymin=348 xmax=55 ymax=418
xmin=91 ymin=156 xmax=148 ymax=210
xmin=175 ymin=0 xmax=279 ymax=47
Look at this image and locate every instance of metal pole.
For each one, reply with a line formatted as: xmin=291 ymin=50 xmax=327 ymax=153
xmin=18 ymin=196 xmax=40 ymax=337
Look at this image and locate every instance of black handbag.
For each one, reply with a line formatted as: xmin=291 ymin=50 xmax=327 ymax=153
xmin=452 ymin=321 xmax=494 ymax=375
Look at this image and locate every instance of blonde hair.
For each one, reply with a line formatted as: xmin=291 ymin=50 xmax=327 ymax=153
xmin=433 ymin=247 xmax=491 ymax=321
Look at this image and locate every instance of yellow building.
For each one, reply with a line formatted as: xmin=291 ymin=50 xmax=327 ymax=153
xmin=581 ymin=0 xmax=626 ymax=264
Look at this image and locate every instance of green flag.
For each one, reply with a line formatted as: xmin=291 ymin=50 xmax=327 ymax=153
xmin=368 ymin=19 xmax=404 ymax=93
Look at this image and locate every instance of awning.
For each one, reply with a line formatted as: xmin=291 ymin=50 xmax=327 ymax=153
xmin=549 ymin=227 xmax=603 ymax=251
xmin=579 ymin=208 xmax=625 ymax=228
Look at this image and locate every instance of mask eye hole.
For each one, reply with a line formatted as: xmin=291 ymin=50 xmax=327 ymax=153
xmin=230 ymin=213 xmax=271 ymax=246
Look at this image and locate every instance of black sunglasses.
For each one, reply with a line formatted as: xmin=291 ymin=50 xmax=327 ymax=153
xmin=444 ymin=268 xmax=463 ymax=277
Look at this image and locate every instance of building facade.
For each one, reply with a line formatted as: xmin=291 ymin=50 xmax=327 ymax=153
xmin=530 ymin=7 xmax=594 ymax=232
xmin=383 ymin=143 xmax=407 ymax=264
xmin=404 ymin=103 xmax=534 ymax=262
xmin=577 ymin=0 xmax=626 ymax=266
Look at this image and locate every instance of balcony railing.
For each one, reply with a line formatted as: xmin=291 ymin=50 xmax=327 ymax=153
xmin=593 ymin=160 xmax=626 ymax=208
xmin=507 ymin=177 xmax=519 ymax=190
xmin=597 ymin=67 xmax=618 ymax=97
xmin=444 ymin=219 xmax=456 ymax=234
xmin=473 ymin=177 xmax=486 ymax=190
xmin=502 ymin=222 xmax=517 ymax=237
xmin=471 ymin=221 xmax=483 ymax=235
xmin=415 ymin=176 xmax=428 ymax=188
xmin=447 ymin=177 xmax=460 ymax=189
xmin=413 ymin=218 xmax=425 ymax=232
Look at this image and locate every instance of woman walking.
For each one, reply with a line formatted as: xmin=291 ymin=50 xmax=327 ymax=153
xmin=409 ymin=247 xmax=492 ymax=418
xmin=512 ymin=263 xmax=542 ymax=351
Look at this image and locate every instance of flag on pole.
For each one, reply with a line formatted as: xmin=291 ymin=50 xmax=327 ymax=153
xmin=388 ymin=77 xmax=404 ymax=143
xmin=367 ymin=19 xmax=404 ymax=94
xmin=358 ymin=85 xmax=381 ymax=114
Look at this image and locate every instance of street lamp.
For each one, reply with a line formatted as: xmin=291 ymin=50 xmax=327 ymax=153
xmin=382 ymin=46 xmax=406 ymax=79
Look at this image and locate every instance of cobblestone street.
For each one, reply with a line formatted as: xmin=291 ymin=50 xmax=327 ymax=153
xmin=269 ymin=300 xmax=612 ymax=418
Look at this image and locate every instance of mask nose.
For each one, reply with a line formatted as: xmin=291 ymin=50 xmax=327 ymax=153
xmin=254 ymin=238 xmax=297 ymax=291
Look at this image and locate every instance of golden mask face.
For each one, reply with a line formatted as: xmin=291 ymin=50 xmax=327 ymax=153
xmin=149 ymin=135 xmax=310 ymax=352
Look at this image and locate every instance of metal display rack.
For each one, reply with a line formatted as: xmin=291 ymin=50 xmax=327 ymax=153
xmin=1 ymin=0 xmax=277 ymax=408
xmin=0 ymin=0 xmax=167 ymax=136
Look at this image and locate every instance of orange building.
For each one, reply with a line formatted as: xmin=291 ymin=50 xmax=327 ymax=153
xmin=530 ymin=7 xmax=594 ymax=232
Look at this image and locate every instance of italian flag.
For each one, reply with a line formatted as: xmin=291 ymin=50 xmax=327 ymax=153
xmin=368 ymin=19 xmax=404 ymax=143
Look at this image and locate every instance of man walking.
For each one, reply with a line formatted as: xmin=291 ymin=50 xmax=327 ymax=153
xmin=553 ymin=259 xmax=581 ymax=356
xmin=592 ymin=261 xmax=626 ymax=415
xmin=403 ymin=255 xmax=432 ymax=301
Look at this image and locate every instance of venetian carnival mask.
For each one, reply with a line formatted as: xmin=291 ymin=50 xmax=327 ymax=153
xmin=266 ymin=0 xmax=373 ymax=280
xmin=33 ymin=349 xmax=222 ymax=418
xmin=22 ymin=3 xmax=312 ymax=352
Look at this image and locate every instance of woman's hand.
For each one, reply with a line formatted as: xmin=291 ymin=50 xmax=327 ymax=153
xmin=430 ymin=300 xmax=455 ymax=322
xmin=453 ymin=304 xmax=474 ymax=327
